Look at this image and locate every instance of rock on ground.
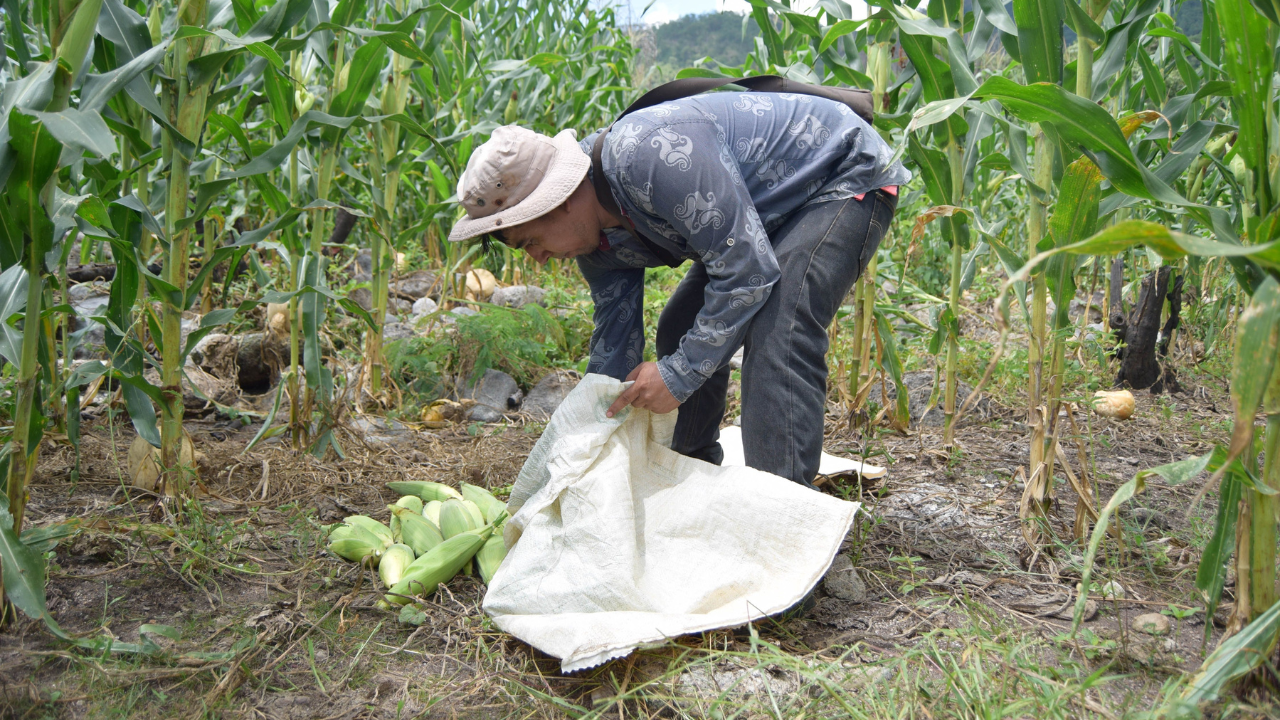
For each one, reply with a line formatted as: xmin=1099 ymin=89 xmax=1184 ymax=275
xmin=463 ymin=369 xmax=521 ymax=422
xmin=68 ymin=282 xmax=111 ymax=316
xmin=392 ymin=269 xmax=440 ymax=300
xmin=411 ymin=296 xmax=439 ymax=317
xmin=490 ymin=285 xmax=546 ymax=308
xmin=1131 ymin=612 xmax=1171 ymax=635
xmin=522 ymin=370 xmax=581 ymax=419
xmin=350 ymin=416 xmax=414 ymax=447
xmin=383 ymin=322 xmax=414 ymax=343
xmin=822 ymin=554 xmax=867 ymax=603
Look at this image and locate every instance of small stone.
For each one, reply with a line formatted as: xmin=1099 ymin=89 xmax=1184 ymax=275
xmin=391 ymin=269 xmax=440 ymax=300
xmin=411 ymin=296 xmax=439 ymax=316
xmin=1132 ymin=612 xmax=1171 ymax=636
xmin=823 ymin=554 xmax=867 ymax=604
xmin=350 ymin=286 xmax=373 ymax=311
xmin=491 ymin=285 xmax=547 ymax=308
xmin=451 ymin=306 xmax=478 ymax=318
xmin=463 ymin=368 xmax=520 ymax=421
xmin=522 ymin=370 xmax=581 ymax=419
xmin=467 ymin=404 xmax=503 ymax=423
xmin=1099 ymin=581 xmax=1126 ymax=600
xmin=382 ymin=322 xmax=414 ymax=342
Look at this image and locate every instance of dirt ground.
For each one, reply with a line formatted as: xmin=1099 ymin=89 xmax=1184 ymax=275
xmin=0 ymin=367 xmax=1267 ymax=719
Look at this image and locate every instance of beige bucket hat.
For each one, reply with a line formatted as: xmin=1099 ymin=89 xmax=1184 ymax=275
xmin=447 ymin=125 xmax=590 ymax=243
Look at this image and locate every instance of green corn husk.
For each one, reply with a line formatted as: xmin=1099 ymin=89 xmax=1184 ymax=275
xmin=329 ymin=522 xmax=386 ymax=548
xmin=423 ymin=500 xmax=443 ymax=526
xmin=387 ymin=481 xmax=463 ymax=502
xmin=386 ymin=524 xmax=495 ymax=605
xmin=379 ymin=543 xmax=416 ymax=588
xmin=476 ymin=532 xmax=508 ymax=584
xmin=391 ymin=506 xmax=444 ymax=555
xmin=461 ymin=483 xmax=507 ymax=524
xmin=461 ymin=500 xmax=486 ymax=529
xmin=343 ymin=515 xmax=394 ymax=547
xmin=329 ymin=537 xmax=383 ymax=566
xmin=395 ymin=495 xmax=424 ymax=514
xmin=438 ymin=499 xmax=474 ymax=539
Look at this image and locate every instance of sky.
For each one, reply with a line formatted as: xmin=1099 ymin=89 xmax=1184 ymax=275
xmin=602 ymin=0 xmax=870 ymax=26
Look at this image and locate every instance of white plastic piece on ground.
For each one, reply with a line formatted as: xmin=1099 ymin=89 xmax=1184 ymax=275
xmin=718 ymin=425 xmax=887 ymax=479
xmin=483 ymin=375 xmax=859 ymax=672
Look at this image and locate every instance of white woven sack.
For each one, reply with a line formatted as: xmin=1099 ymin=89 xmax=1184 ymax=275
xmin=483 ymin=374 xmax=859 ymax=672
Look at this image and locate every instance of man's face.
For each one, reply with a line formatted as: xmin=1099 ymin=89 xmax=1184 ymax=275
xmin=499 ymin=192 xmax=599 ymax=264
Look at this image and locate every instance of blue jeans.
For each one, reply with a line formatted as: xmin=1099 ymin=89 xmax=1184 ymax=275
xmin=655 ymin=191 xmax=896 ymax=488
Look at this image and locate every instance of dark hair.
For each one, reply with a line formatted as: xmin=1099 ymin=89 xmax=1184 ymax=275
xmin=477 ymin=233 xmax=506 ymax=256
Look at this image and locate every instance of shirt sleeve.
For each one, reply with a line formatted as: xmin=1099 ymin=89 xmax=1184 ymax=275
xmin=616 ymin=119 xmax=780 ymax=402
xmin=576 ymin=255 xmax=645 ymax=381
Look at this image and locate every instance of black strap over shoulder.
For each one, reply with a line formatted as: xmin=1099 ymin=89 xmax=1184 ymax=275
xmin=592 ymin=75 xmax=874 ymax=268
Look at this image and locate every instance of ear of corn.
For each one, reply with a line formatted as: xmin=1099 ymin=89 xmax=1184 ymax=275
xmin=392 ymin=506 xmax=445 ymax=555
xmin=329 ymin=522 xmax=386 ymax=548
xmin=343 ymin=516 xmax=395 ymax=547
xmin=423 ymin=500 xmax=443 ymax=525
xmin=379 ymin=543 xmax=416 ymax=588
xmin=387 ymin=524 xmax=494 ymax=605
xmin=395 ymin=495 xmax=425 ymax=514
xmin=438 ymin=499 xmax=475 ymax=538
xmin=476 ymin=533 xmax=508 ymax=584
xmin=461 ymin=500 xmax=486 ymax=529
xmin=387 ymin=481 xmax=463 ymax=502
xmin=329 ymin=537 xmax=383 ymax=565
xmin=461 ymin=483 xmax=507 ymax=524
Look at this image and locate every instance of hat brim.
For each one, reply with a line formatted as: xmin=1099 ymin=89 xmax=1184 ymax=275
xmin=447 ymin=129 xmax=590 ymax=243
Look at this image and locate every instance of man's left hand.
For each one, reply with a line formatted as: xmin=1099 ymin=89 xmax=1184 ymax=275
xmin=606 ymin=362 xmax=681 ymax=417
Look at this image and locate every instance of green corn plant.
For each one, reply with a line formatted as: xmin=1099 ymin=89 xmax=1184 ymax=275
xmin=887 ymin=0 xmax=982 ymax=447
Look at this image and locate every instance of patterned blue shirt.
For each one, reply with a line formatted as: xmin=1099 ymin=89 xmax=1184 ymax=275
xmin=576 ymin=91 xmax=910 ymax=402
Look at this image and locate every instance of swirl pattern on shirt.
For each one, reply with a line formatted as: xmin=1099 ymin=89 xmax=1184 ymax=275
xmin=673 ymin=191 xmax=726 ymax=234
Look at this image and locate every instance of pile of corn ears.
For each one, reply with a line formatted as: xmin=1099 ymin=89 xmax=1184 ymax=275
xmin=326 ymin=481 xmax=509 ymax=605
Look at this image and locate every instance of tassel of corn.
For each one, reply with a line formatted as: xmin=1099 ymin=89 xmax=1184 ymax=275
xmin=391 ymin=506 xmax=445 ymax=555
xmin=379 ymin=544 xmax=415 ymax=589
xmin=386 ymin=525 xmax=495 ymax=605
xmin=438 ymin=499 xmax=475 ymax=539
xmin=461 ymin=483 xmax=507 ymax=524
xmin=387 ymin=481 xmax=463 ymax=502
xmin=476 ymin=533 xmax=508 ymax=584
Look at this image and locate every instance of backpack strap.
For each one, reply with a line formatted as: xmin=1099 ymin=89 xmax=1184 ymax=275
xmin=590 ymin=75 xmax=874 ymax=268
xmin=620 ymin=75 xmax=873 ymax=124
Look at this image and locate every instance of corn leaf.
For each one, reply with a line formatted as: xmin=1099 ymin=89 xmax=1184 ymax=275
xmin=0 ymin=264 xmax=28 ymax=366
xmin=0 ymin=493 xmax=47 ymax=620
xmin=1180 ymin=598 xmax=1280 ymax=706
xmin=1197 ymin=457 xmax=1241 ymax=641
xmin=1225 ymin=277 xmax=1280 ymax=462
xmin=1012 ymin=0 xmax=1063 ymax=84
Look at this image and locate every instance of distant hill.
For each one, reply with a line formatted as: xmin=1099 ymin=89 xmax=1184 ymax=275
xmin=649 ymin=1 xmax=1203 ymax=73
xmin=654 ymin=11 xmax=761 ymax=70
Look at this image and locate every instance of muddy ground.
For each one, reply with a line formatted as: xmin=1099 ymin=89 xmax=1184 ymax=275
xmin=0 ymin=366 xmax=1266 ymax=719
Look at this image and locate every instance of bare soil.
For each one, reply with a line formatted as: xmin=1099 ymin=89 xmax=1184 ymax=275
xmin=0 ymin=369 xmax=1254 ymax=718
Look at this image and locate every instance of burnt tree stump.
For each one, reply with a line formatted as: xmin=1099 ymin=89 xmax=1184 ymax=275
xmin=1111 ymin=260 xmax=1183 ymax=393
